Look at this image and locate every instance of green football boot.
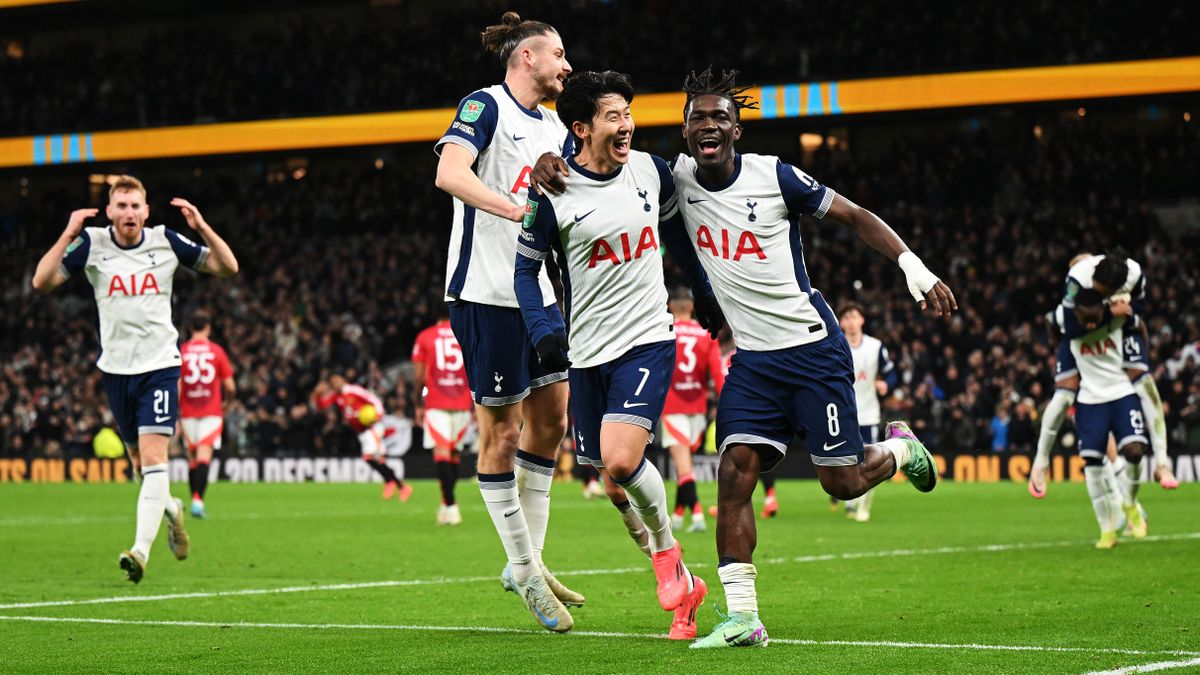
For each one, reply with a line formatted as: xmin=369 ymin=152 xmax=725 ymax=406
xmin=885 ymin=420 xmax=938 ymax=493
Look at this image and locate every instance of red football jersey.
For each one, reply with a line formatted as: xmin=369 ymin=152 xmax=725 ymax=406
xmin=663 ymin=320 xmax=726 ymax=415
xmin=412 ymin=320 xmax=472 ymax=411
xmin=179 ymin=337 xmax=234 ymax=418
xmin=314 ymin=384 xmax=385 ymax=433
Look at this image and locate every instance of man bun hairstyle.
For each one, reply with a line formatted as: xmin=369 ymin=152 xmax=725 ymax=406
xmin=481 ymin=11 xmax=557 ymax=64
xmin=682 ymin=66 xmax=759 ymax=120
xmin=556 ymin=70 xmax=635 ymax=154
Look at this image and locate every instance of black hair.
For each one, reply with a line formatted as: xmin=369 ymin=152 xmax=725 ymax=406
xmin=837 ymin=302 xmax=866 ymax=319
xmin=189 ymin=309 xmax=211 ymax=333
xmin=682 ymin=66 xmax=759 ymax=120
xmin=1075 ymin=287 xmax=1105 ymax=308
xmin=480 ymin=11 xmax=558 ymax=64
xmin=556 ymin=70 xmax=635 ymax=153
xmin=1094 ymin=249 xmax=1129 ymax=292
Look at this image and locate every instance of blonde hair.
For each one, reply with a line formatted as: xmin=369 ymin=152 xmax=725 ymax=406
xmin=109 ymin=175 xmax=147 ymax=201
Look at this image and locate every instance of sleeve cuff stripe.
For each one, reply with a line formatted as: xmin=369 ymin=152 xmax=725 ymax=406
xmin=814 ymin=188 xmax=835 ymax=219
xmin=517 ymin=243 xmax=549 ymax=260
xmin=435 ymin=135 xmax=481 ymax=158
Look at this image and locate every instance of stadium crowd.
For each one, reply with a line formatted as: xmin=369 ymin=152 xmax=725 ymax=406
xmin=2 ymin=111 xmax=1199 ymax=462
xmin=1 ymin=0 xmax=1197 ymax=135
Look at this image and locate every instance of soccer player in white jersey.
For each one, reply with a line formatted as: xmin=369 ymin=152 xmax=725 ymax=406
xmin=1043 ymin=289 xmax=1151 ymax=548
xmin=515 ymin=70 xmax=724 ymax=640
xmin=838 ymin=303 xmax=897 ymax=523
xmin=433 ymin=11 xmax=582 ymax=632
xmin=32 ymin=175 xmax=239 ymax=583
xmin=1029 ymin=250 xmax=1177 ymax=496
xmin=529 ymin=68 xmax=955 ymax=648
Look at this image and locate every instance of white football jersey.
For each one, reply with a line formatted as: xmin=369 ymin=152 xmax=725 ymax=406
xmin=1062 ymin=254 xmax=1144 ymax=308
xmin=672 ymin=153 xmax=837 ymax=352
xmin=61 ymin=225 xmax=209 ymax=375
xmin=1051 ymin=305 xmax=1134 ymax=404
xmin=848 ymin=333 xmax=893 ymax=425
xmin=517 ymin=150 xmax=676 ymax=368
xmin=436 ymin=83 xmax=565 ymax=308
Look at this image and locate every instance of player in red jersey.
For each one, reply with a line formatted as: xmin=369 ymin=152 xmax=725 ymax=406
xmin=312 ymin=374 xmax=410 ymax=501
xmin=662 ymin=288 xmax=725 ymax=533
xmin=413 ymin=309 xmax=475 ymax=525
xmin=178 ymin=310 xmax=234 ymax=519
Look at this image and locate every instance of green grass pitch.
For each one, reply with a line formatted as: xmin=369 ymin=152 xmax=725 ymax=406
xmin=1 ymin=478 xmax=1197 ymax=673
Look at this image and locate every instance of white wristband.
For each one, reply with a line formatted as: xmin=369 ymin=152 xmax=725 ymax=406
xmin=897 ymin=251 xmax=940 ymax=303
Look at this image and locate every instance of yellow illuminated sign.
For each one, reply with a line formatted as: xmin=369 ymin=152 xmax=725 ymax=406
xmin=1 ymin=56 xmax=1197 ymax=168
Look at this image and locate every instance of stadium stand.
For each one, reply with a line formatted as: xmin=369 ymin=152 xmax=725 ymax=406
xmin=4 ymin=105 xmax=1199 ymax=460
xmin=1 ymin=0 xmax=1197 ymax=134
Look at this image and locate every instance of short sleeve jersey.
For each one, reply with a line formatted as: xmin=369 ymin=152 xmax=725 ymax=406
xmin=179 ymin=337 xmax=234 ymax=418
xmin=412 ymin=320 xmax=472 ymax=411
xmin=671 ymin=153 xmax=838 ymax=352
xmin=436 ymin=83 xmax=568 ymax=308
xmin=62 ymin=225 xmax=209 ymax=375
xmin=848 ymin=333 xmax=893 ymax=426
xmin=315 ymin=384 xmax=385 ymax=434
xmin=664 ymin=319 xmax=725 ymax=415
xmin=518 ymin=151 xmax=677 ymax=367
xmin=1062 ymin=255 xmax=1145 ymax=308
xmin=1050 ymin=306 xmax=1135 ymax=404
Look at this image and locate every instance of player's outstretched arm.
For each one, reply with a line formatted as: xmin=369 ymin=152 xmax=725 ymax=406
xmin=824 ymin=194 xmax=957 ymax=318
xmin=172 ymin=198 xmax=239 ymax=277
xmin=32 ymin=208 xmax=97 ymax=293
xmin=435 ymin=144 xmax=527 ymax=222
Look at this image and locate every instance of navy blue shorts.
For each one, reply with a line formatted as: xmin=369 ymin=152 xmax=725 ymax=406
xmin=1075 ymin=394 xmax=1147 ymax=460
xmin=717 ymin=335 xmax=863 ymax=472
xmin=102 ymin=366 xmax=181 ymax=446
xmin=569 ymin=340 xmax=675 ymax=468
xmin=1056 ymin=324 xmax=1149 ymax=381
xmin=449 ymin=300 xmax=568 ymax=406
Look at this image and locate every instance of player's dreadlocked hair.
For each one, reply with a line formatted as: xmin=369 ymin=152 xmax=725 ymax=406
xmin=480 ymin=11 xmax=558 ymax=65
xmin=682 ymin=66 xmax=759 ymax=119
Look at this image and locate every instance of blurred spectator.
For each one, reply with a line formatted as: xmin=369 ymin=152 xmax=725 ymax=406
xmin=1 ymin=0 xmax=1197 ymax=135
xmin=3 ymin=108 xmax=1199 ymax=459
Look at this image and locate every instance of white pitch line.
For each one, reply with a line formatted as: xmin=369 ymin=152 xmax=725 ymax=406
xmin=3 ymin=532 xmax=1197 ymax=611
xmin=0 ymin=615 xmax=1197 ymax=658
xmin=1085 ymin=657 xmax=1200 ymax=674
xmin=0 ymin=502 xmax=604 ymax=527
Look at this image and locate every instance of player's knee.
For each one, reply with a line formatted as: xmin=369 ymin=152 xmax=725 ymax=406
xmin=818 ymin=469 xmax=864 ymax=501
xmin=1120 ymin=443 xmax=1147 ymax=464
xmin=716 ymin=450 xmax=758 ymax=500
xmin=605 ymin=457 xmax=640 ymax=484
xmin=482 ymin=420 xmax=520 ymax=456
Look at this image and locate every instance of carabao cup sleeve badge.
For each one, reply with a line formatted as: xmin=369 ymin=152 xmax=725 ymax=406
xmin=460 ymin=100 xmax=485 ymax=123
